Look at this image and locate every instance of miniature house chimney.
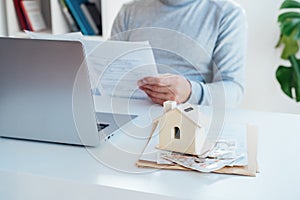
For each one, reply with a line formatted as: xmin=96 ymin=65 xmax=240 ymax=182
xmin=163 ymin=101 xmax=177 ymax=113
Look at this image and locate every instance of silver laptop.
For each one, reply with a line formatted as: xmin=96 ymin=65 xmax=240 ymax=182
xmin=0 ymin=37 xmax=137 ymax=146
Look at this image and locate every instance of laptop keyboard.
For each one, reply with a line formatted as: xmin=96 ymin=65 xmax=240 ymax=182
xmin=97 ymin=123 xmax=109 ymax=132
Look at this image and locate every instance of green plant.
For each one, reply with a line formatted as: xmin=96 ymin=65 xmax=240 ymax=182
xmin=276 ymin=0 xmax=300 ymax=102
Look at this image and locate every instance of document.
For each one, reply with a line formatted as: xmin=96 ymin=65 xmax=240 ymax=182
xmin=87 ymin=40 xmax=157 ymax=99
xmin=25 ymin=31 xmax=158 ymax=99
xmin=25 ymin=30 xmax=83 ymax=41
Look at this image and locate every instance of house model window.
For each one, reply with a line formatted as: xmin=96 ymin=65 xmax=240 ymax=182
xmin=174 ymin=127 xmax=181 ymax=139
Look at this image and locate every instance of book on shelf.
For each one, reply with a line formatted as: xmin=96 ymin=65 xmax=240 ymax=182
xmin=58 ymin=0 xmax=79 ymax=32
xmin=64 ymin=0 xmax=95 ymax=35
xmin=20 ymin=0 xmax=47 ymax=32
xmin=13 ymin=0 xmax=30 ymax=30
xmin=80 ymin=3 xmax=99 ymax=35
xmin=81 ymin=2 xmax=102 ymax=36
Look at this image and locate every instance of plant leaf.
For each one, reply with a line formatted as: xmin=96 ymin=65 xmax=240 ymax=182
xmin=276 ymin=65 xmax=295 ymax=98
xmin=280 ymin=19 xmax=300 ymax=36
xmin=279 ymin=35 xmax=299 ymax=59
xmin=294 ymin=57 xmax=300 ymax=101
xmin=294 ymin=23 xmax=300 ymax=39
xmin=280 ymin=0 xmax=300 ymax=9
xmin=278 ymin=12 xmax=300 ymax=23
xmin=276 ymin=1 xmax=300 ymax=102
xmin=276 ymin=34 xmax=286 ymax=48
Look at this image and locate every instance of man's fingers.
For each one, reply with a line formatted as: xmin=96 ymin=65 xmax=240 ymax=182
xmin=149 ymin=97 xmax=166 ymax=106
xmin=142 ymin=88 xmax=176 ymax=101
xmin=138 ymin=75 xmax=176 ymax=86
xmin=140 ymin=84 xmax=171 ymax=93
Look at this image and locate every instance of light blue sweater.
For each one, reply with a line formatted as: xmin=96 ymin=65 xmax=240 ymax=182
xmin=111 ymin=0 xmax=247 ymax=107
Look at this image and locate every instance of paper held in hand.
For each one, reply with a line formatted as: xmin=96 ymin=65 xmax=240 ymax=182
xmin=87 ymin=40 xmax=158 ymax=99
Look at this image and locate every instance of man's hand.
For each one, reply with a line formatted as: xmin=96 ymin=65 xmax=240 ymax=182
xmin=137 ymin=74 xmax=191 ymax=105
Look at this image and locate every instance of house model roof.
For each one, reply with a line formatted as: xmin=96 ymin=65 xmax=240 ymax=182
xmin=175 ymin=103 xmax=209 ymax=127
xmin=155 ymin=102 xmax=209 ymax=128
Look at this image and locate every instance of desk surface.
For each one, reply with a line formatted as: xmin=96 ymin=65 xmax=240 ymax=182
xmin=1 ymin=96 xmax=300 ymax=200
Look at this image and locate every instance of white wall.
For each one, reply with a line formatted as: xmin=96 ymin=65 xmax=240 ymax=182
xmin=236 ymin=0 xmax=300 ymax=114
xmin=102 ymin=0 xmax=131 ymax=38
xmin=0 ymin=0 xmax=7 ymax=36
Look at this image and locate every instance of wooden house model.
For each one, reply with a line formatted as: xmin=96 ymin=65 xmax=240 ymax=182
xmin=156 ymin=101 xmax=209 ymax=156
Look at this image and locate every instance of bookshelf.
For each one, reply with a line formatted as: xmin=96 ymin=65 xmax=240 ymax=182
xmin=0 ymin=1 xmax=7 ymax=36
xmin=3 ymin=0 xmax=130 ymax=39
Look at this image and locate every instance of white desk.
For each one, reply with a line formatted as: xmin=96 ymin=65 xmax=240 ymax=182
xmin=1 ymin=96 xmax=300 ymax=200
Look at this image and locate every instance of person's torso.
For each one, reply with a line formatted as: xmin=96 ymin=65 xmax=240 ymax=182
xmin=116 ymin=0 xmax=232 ymax=83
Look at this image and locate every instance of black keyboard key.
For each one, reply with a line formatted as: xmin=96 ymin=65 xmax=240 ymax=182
xmin=97 ymin=123 xmax=109 ymax=131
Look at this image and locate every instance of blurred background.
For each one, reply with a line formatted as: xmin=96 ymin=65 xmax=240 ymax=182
xmin=0 ymin=0 xmax=299 ymax=114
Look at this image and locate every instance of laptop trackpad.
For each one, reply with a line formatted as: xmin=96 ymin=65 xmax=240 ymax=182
xmin=96 ymin=112 xmax=137 ymax=140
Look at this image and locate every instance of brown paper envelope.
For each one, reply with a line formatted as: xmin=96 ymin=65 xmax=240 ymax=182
xmin=213 ymin=125 xmax=258 ymax=176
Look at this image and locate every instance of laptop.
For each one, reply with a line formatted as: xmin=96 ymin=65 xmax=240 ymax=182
xmin=0 ymin=37 xmax=137 ymax=146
